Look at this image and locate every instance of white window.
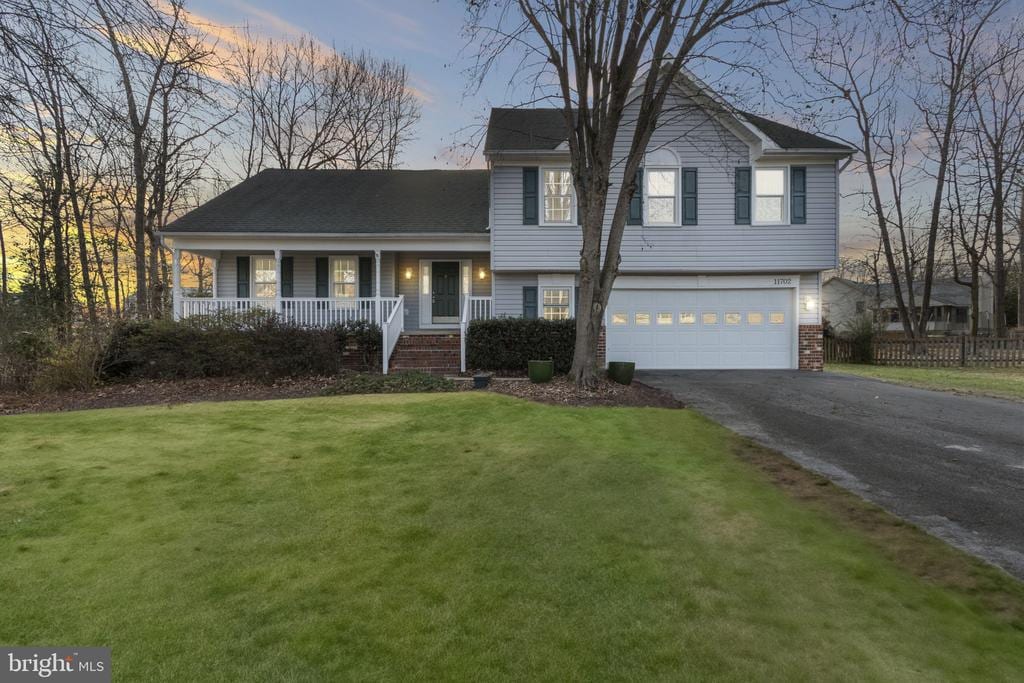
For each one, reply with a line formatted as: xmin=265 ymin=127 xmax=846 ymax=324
xmin=747 ymin=312 xmax=764 ymax=325
xmin=754 ymin=168 xmax=787 ymax=224
xmin=542 ymin=287 xmax=571 ymax=320
xmin=769 ymin=311 xmax=785 ymax=324
xmin=679 ymin=312 xmax=696 ymax=324
xmin=542 ymin=169 xmax=573 ymax=223
xmin=635 ymin=312 xmax=651 ymax=325
xmin=645 ymin=169 xmax=678 ymax=225
xmin=611 ymin=312 xmax=627 ymax=325
xmin=331 ymin=256 xmax=357 ymax=298
xmin=657 ymin=312 xmax=673 ymax=325
xmin=725 ymin=312 xmax=741 ymax=325
xmin=702 ymin=312 xmax=718 ymax=325
xmin=253 ymin=256 xmax=276 ymax=299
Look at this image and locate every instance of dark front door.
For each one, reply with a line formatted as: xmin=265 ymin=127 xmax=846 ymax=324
xmin=431 ymin=262 xmax=460 ymax=320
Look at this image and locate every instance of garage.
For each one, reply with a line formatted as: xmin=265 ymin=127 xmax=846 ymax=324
xmin=605 ymin=287 xmax=795 ymax=369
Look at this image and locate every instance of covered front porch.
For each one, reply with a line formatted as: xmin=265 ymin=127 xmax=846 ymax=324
xmin=166 ymin=239 xmax=494 ymax=372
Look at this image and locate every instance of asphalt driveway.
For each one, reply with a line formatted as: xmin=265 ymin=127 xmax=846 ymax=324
xmin=639 ymin=370 xmax=1024 ymax=579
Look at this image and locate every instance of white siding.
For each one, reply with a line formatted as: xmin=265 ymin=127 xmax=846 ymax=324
xmin=799 ymin=272 xmax=821 ymax=325
xmin=215 ymin=250 xmax=399 ymax=300
xmin=393 ymin=252 xmax=491 ymax=330
xmin=493 ymin=272 xmax=542 ymax=318
xmin=490 ymin=91 xmax=839 ymax=273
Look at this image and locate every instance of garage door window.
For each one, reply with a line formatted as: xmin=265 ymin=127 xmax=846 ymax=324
xmin=769 ymin=312 xmax=785 ymax=324
xmin=748 ymin=312 xmax=764 ymax=325
xmin=725 ymin=313 xmax=741 ymax=325
xmin=611 ymin=312 xmax=627 ymax=325
xmin=635 ymin=312 xmax=651 ymax=325
xmin=657 ymin=312 xmax=673 ymax=325
xmin=542 ymin=288 xmax=571 ymax=320
xmin=679 ymin=312 xmax=696 ymax=324
xmin=702 ymin=312 xmax=718 ymax=325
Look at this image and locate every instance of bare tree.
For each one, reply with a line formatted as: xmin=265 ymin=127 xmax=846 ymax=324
xmin=466 ymin=0 xmax=804 ymax=386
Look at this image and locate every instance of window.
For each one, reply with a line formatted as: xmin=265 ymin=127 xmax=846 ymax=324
xmin=754 ymin=168 xmax=786 ymax=223
xmin=331 ymin=256 xmax=357 ymax=298
xmin=702 ymin=312 xmax=718 ymax=325
xmin=542 ymin=287 xmax=571 ymax=320
xmin=769 ymin=311 xmax=785 ymax=324
xmin=645 ymin=169 xmax=678 ymax=225
xmin=747 ymin=312 xmax=764 ymax=325
xmin=542 ymin=169 xmax=573 ymax=223
xmin=679 ymin=312 xmax=696 ymax=324
xmin=635 ymin=312 xmax=651 ymax=325
xmin=253 ymin=256 xmax=276 ymax=299
xmin=657 ymin=312 xmax=673 ymax=325
xmin=611 ymin=312 xmax=627 ymax=325
xmin=855 ymin=300 xmax=866 ymax=314
xmin=725 ymin=313 xmax=741 ymax=325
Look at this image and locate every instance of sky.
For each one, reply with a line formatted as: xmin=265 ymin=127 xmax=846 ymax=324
xmin=191 ymin=0 xmax=515 ymax=169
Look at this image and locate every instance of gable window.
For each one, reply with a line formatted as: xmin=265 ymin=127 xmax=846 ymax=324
xmin=253 ymin=256 xmax=276 ymax=299
xmin=754 ymin=168 xmax=787 ymax=224
xmin=331 ymin=256 xmax=357 ymax=298
xmin=542 ymin=169 xmax=573 ymax=224
xmin=542 ymin=287 xmax=571 ymax=320
xmin=646 ymin=169 xmax=678 ymax=224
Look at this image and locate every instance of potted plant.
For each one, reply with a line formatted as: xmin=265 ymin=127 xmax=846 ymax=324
xmin=607 ymin=361 xmax=635 ymax=385
xmin=472 ymin=372 xmax=492 ymax=389
xmin=528 ymin=359 xmax=554 ymax=383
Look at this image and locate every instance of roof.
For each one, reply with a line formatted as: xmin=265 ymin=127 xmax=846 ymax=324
xmin=824 ymin=277 xmax=973 ymax=308
xmin=484 ymin=107 xmax=852 ymax=154
xmin=163 ymin=169 xmax=490 ymax=234
xmin=739 ymin=112 xmax=852 ymax=151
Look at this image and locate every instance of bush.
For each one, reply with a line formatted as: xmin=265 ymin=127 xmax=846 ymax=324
xmin=33 ymin=327 xmax=110 ymax=392
xmin=101 ymin=312 xmax=381 ymax=381
xmin=840 ymin=315 xmax=876 ymax=364
xmin=321 ymin=370 xmax=456 ymax=395
xmin=466 ymin=318 xmax=576 ymax=374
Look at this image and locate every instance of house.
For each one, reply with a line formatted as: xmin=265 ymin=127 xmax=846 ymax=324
xmin=160 ymin=72 xmax=853 ymax=373
xmin=822 ymin=276 xmax=993 ymax=335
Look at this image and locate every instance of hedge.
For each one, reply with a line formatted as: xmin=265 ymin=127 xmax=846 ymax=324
xmin=466 ymin=318 xmax=575 ymax=374
xmin=101 ymin=311 xmax=381 ymax=381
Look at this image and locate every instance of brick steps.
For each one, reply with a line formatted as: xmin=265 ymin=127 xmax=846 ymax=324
xmin=389 ymin=332 xmax=461 ymax=374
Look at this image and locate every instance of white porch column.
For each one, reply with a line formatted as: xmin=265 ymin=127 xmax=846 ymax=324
xmin=172 ymin=248 xmax=182 ymax=320
xmin=274 ymin=248 xmax=282 ymax=316
xmin=211 ymin=259 xmax=218 ymax=298
xmin=374 ymin=249 xmax=382 ymax=323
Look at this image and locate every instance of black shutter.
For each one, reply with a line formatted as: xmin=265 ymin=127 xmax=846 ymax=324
xmin=315 ymin=257 xmax=329 ymax=298
xmin=358 ymin=256 xmax=373 ymax=297
xmin=523 ymin=286 xmax=538 ymax=319
xmin=735 ymin=167 xmax=751 ymax=225
xmin=791 ymin=167 xmax=807 ymax=224
xmin=236 ymin=256 xmax=250 ymax=298
xmin=682 ymin=168 xmax=698 ymax=225
xmin=627 ymin=168 xmax=644 ymax=225
xmin=281 ymin=257 xmax=294 ymax=298
xmin=522 ymin=167 xmax=539 ymax=225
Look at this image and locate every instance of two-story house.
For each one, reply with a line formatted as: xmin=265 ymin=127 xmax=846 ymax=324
xmin=161 ymin=72 xmax=853 ymax=373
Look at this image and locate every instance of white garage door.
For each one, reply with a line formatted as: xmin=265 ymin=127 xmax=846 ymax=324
xmin=606 ymin=288 xmax=795 ymax=369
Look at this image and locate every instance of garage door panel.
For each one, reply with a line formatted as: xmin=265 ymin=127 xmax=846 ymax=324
xmin=607 ymin=287 xmax=794 ymax=370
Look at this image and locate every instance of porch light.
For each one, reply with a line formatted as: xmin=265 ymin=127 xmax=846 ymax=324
xmin=804 ymin=296 xmax=817 ymax=311
xmin=478 ymin=267 xmax=487 ymax=280
xmin=404 ymin=267 xmax=414 ymax=280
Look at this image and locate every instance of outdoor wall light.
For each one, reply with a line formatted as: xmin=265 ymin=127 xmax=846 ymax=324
xmin=404 ymin=267 xmax=414 ymax=280
xmin=804 ymin=296 xmax=817 ymax=311
xmin=478 ymin=267 xmax=487 ymax=280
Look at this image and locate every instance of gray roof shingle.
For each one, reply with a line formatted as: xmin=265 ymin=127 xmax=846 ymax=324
xmin=484 ymin=107 xmax=852 ymax=153
xmin=163 ymin=168 xmax=490 ymax=234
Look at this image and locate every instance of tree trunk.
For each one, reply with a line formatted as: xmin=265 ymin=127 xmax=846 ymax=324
xmin=992 ymin=162 xmax=1006 ymax=336
xmin=969 ymin=263 xmax=980 ymax=336
xmin=570 ymin=202 xmax=607 ymax=389
xmin=0 ymin=218 xmax=7 ymax=306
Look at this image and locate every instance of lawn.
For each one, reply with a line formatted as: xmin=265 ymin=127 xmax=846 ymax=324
xmin=828 ymin=363 xmax=1024 ymax=401
xmin=2 ymin=394 xmax=1023 ymax=680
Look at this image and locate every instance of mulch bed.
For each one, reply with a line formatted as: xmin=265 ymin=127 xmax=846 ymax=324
xmin=485 ymin=376 xmax=683 ymax=409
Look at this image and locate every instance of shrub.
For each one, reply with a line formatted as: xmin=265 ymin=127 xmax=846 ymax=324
xmin=321 ymin=370 xmax=456 ymax=395
xmin=33 ymin=326 xmax=110 ymax=392
xmin=0 ymin=302 xmax=59 ymax=391
xmin=101 ymin=312 xmax=381 ymax=381
xmin=840 ymin=315 xmax=876 ymax=364
xmin=466 ymin=318 xmax=576 ymax=374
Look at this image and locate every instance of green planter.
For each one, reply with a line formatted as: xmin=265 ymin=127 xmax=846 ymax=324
xmin=528 ymin=360 xmax=554 ymax=383
xmin=607 ymin=361 xmax=635 ymax=385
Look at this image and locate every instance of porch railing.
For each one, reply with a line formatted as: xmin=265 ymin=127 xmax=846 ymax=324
xmin=459 ymin=296 xmax=494 ymax=372
xmin=181 ymin=296 xmax=397 ymax=327
xmin=382 ymin=295 xmax=405 ymax=374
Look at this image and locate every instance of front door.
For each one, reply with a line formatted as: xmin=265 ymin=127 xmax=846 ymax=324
xmin=431 ymin=262 xmax=460 ymax=322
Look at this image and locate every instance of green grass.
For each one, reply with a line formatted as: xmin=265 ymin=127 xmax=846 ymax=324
xmin=2 ymin=394 xmax=1023 ymax=680
xmin=828 ymin=363 xmax=1024 ymax=401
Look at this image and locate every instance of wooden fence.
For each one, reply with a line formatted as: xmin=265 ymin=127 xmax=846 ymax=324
xmin=825 ymin=336 xmax=1024 ymax=368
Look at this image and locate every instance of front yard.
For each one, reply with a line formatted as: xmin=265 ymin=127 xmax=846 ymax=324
xmin=2 ymin=393 xmax=1023 ymax=680
xmin=828 ymin=363 xmax=1024 ymax=401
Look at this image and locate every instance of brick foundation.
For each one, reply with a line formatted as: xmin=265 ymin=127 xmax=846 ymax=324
xmin=798 ymin=324 xmax=824 ymax=371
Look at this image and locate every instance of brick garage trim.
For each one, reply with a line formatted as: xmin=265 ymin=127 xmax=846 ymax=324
xmin=798 ymin=324 xmax=823 ymax=371
xmin=597 ymin=326 xmax=606 ymax=367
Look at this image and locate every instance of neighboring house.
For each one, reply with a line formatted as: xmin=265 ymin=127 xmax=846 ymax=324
xmin=161 ymin=71 xmax=853 ymax=372
xmin=822 ymin=276 xmax=993 ymax=335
